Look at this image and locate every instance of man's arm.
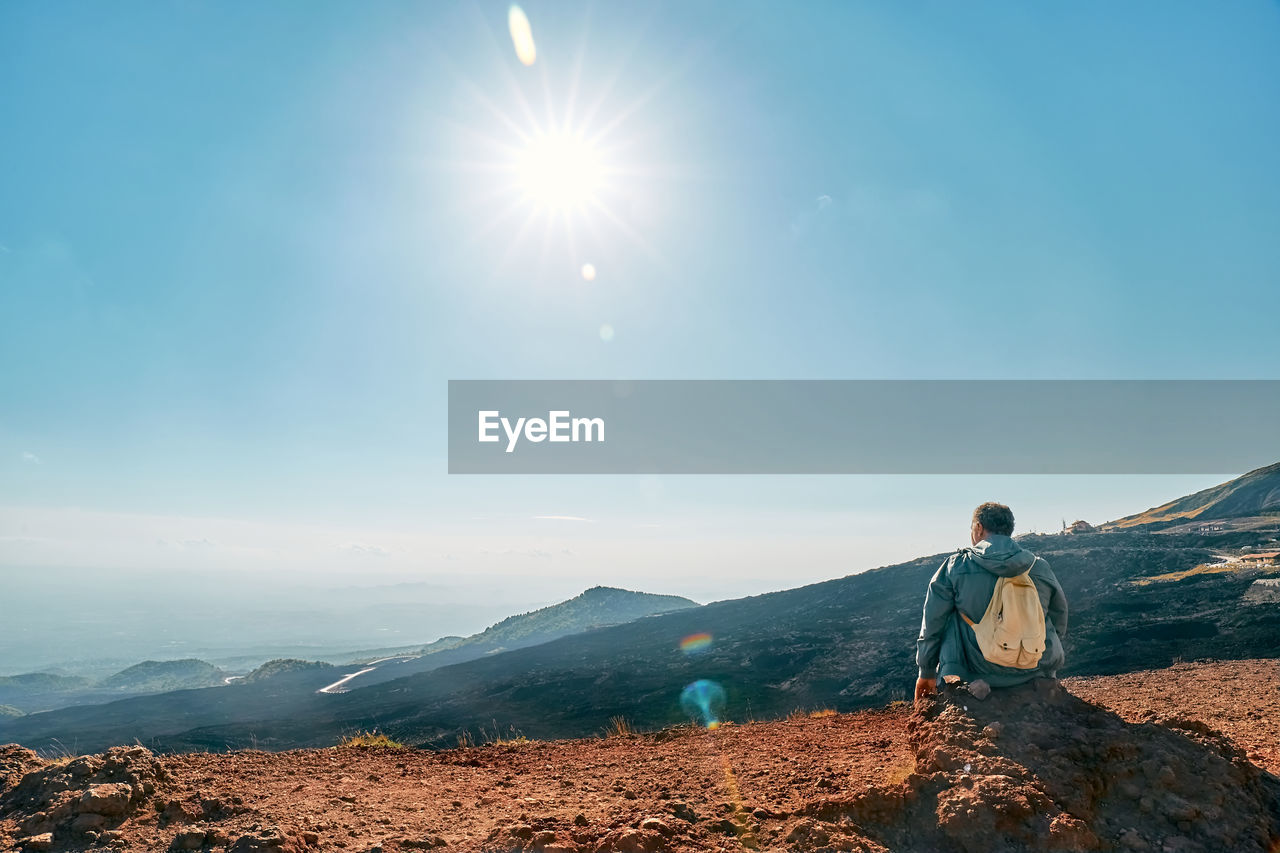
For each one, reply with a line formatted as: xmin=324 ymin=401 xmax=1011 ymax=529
xmin=915 ymin=557 xmax=955 ymax=699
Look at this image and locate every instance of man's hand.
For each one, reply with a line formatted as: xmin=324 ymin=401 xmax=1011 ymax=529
xmin=914 ymin=677 xmax=937 ymax=703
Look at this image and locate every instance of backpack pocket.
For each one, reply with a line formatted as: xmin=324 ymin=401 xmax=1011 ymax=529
xmin=963 ymin=568 xmax=1047 ymax=670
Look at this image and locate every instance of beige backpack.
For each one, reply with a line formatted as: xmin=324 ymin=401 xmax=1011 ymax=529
xmin=961 ymin=558 xmax=1046 ymax=670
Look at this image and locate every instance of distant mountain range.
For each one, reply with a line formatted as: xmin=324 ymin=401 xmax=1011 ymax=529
xmin=319 ymin=586 xmax=700 ymax=692
xmin=0 ymin=660 xmax=227 ymax=715
xmin=0 ymin=586 xmax=695 ymax=722
xmin=3 ymin=468 xmax=1279 ymax=755
xmin=1110 ymin=461 xmax=1280 ymax=528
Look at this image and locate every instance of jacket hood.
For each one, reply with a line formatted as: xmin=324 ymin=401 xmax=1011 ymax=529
xmin=966 ymin=534 xmax=1037 ymax=577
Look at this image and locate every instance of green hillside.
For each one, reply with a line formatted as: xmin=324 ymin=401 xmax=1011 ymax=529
xmin=99 ymin=659 xmax=227 ymax=692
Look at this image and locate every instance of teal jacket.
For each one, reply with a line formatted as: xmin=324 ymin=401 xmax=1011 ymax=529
xmin=916 ymin=534 xmax=1068 ymax=686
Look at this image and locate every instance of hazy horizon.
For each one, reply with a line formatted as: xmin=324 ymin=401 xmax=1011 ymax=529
xmin=0 ymin=470 xmax=1246 ymax=675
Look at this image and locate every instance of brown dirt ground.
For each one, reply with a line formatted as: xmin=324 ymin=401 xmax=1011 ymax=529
xmin=1065 ymin=658 xmax=1280 ymax=775
xmin=1 ymin=708 xmax=912 ymax=853
xmin=2 ymin=659 xmax=1279 ymax=853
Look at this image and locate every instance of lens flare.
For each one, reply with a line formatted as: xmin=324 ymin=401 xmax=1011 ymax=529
xmin=507 ymin=5 xmax=536 ymax=66
xmin=680 ymin=632 xmax=712 ymax=654
xmin=680 ymin=679 xmax=726 ymax=729
xmin=581 ymin=263 xmax=596 ymax=281
xmin=599 ymin=323 xmax=615 ymax=342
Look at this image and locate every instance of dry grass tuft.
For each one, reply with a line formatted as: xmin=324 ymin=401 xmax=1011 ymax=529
xmin=337 ymin=730 xmax=407 ymax=749
xmin=603 ymin=716 xmax=635 ymax=738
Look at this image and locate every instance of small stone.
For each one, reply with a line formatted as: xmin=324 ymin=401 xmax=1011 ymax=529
xmin=611 ymin=829 xmax=653 ymax=852
xmin=668 ymin=801 xmax=697 ymax=822
xmin=20 ymin=834 xmax=53 ymax=852
xmin=1163 ymin=794 xmax=1198 ymax=822
xmin=639 ymin=817 xmax=672 ymax=836
xmin=785 ymin=819 xmax=829 ymax=845
xmin=66 ymin=757 xmax=98 ymax=778
xmin=1160 ymin=837 xmax=1199 ymax=853
xmin=711 ymin=818 xmax=741 ymax=836
xmin=968 ymin=679 xmax=991 ymax=700
xmin=173 ymin=830 xmax=207 ymax=850
xmin=72 ymin=813 xmax=106 ymax=833
xmin=1119 ymin=828 xmax=1150 ymax=851
xmin=574 ymin=813 xmax=589 ymax=826
xmin=982 ymin=722 xmax=1003 ymax=739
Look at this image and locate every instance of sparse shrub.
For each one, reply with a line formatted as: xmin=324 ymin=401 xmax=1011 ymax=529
xmin=603 ymin=716 xmax=634 ymax=738
xmin=482 ymin=722 xmax=529 ymax=746
xmin=37 ymin=739 xmax=77 ymax=765
xmin=338 ymin=729 xmax=406 ymax=749
xmin=808 ymin=708 xmax=837 ymax=718
xmin=456 ymin=730 xmax=475 ymax=748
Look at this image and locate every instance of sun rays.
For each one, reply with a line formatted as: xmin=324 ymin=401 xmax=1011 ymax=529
xmin=435 ymin=4 xmax=682 ymax=285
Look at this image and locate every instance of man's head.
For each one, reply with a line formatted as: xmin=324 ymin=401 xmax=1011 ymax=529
xmin=971 ymin=502 xmax=1015 ymax=544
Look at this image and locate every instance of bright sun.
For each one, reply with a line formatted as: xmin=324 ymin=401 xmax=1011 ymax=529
xmin=448 ymin=5 xmax=671 ymax=277
xmin=514 ymin=131 xmax=604 ymax=211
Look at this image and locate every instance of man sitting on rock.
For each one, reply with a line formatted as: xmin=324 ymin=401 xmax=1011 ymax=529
xmin=915 ymin=502 xmax=1068 ymax=702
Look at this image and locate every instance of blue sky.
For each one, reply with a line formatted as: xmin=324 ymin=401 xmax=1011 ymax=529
xmin=2 ymin=2 xmax=1279 ymax=609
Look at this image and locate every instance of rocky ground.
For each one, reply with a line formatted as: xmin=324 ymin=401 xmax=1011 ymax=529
xmin=2 ymin=660 xmax=1278 ymax=853
xmin=1065 ymin=657 xmax=1280 ymax=775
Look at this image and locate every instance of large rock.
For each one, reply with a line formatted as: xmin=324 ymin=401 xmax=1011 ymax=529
xmin=18 ymin=833 xmax=53 ymax=851
xmin=0 ymin=744 xmax=44 ymax=795
xmin=1 ymin=744 xmax=166 ymax=842
xmin=903 ymin=682 xmax=1277 ymax=852
xmin=80 ymin=782 xmax=134 ymax=816
xmin=767 ymin=681 xmax=1280 ymax=852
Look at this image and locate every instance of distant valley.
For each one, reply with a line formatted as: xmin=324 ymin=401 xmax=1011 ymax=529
xmin=3 ymin=464 xmax=1279 ymax=755
xmin=0 ymin=587 xmax=697 ymax=718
